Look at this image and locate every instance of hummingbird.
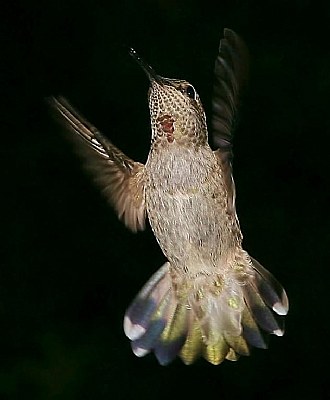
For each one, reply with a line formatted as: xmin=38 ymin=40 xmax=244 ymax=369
xmin=49 ymin=29 xmax=288 ymax=365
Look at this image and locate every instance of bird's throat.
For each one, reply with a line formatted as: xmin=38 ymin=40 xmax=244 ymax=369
xmin=157 ymin=114 xmax=175 ymax=143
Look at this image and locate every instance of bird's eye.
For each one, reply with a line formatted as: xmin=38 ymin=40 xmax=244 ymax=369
xmin=185 ymin=85 xmax=196 ymax=100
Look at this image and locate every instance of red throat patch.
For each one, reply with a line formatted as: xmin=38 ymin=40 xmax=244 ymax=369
xmin=157 ymin=114 xmax=175 ymax=142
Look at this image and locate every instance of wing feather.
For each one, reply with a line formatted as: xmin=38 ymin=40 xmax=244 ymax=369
xmin=49 ymin=96 xmax=146 ymax=232
xmin=212 ymin=29 xmax=249 ymax=215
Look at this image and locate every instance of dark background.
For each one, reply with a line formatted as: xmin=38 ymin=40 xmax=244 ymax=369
xmin=1 ymin=0 xmax=329 ymax=399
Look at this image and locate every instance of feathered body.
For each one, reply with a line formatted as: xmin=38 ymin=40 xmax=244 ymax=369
xmin=50 ymin=29 xmax=288 ymax=365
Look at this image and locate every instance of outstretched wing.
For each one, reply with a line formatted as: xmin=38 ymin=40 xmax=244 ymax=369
xmin=212 ymin=29 xmax=249 ymax=214
xmin=49 ymin=96 xmax=146 ymax=232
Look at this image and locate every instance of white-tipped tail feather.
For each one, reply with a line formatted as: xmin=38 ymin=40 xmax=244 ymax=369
xmin=124 ymin=256 xmax=288 ymax=365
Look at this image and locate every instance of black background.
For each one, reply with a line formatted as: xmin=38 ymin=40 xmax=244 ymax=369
xmin=2 ymin=1 xmax=329 ymax=399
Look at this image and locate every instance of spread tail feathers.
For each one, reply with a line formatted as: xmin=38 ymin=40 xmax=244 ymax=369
xmin=124 ymin=257 xmax=288 ymax=365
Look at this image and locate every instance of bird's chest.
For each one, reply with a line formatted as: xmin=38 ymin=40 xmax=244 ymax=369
xmin=145 ymin=146 xmax=230 ymax=263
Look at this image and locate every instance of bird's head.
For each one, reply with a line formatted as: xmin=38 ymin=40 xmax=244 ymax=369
xmin=130 ymin=48 xmax=208 ymax=147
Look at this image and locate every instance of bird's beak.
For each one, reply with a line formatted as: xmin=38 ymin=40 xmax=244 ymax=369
xmin=129 ymin=48 xmax=163 ymax=85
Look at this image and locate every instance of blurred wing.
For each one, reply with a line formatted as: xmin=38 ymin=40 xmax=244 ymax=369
xmin=49 ymin=96 xmax=146 ymax=232
xmin=212 ymin=29 xmax=249 ymax=214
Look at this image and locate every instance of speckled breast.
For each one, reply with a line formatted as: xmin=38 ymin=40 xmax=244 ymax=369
xmin=145 ymin=144 xmax=237 ymax=270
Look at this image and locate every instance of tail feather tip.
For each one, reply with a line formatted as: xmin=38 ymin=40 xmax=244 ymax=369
xmin=272 ymin=301 xmax=288 ymax=316
xmin=273 ymin=328 xmax=284 ymax=337
xmin=132 ymin=345 xmax=149 ymax=357
xmin=124 ymin=316 xmax=146 ymax=341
